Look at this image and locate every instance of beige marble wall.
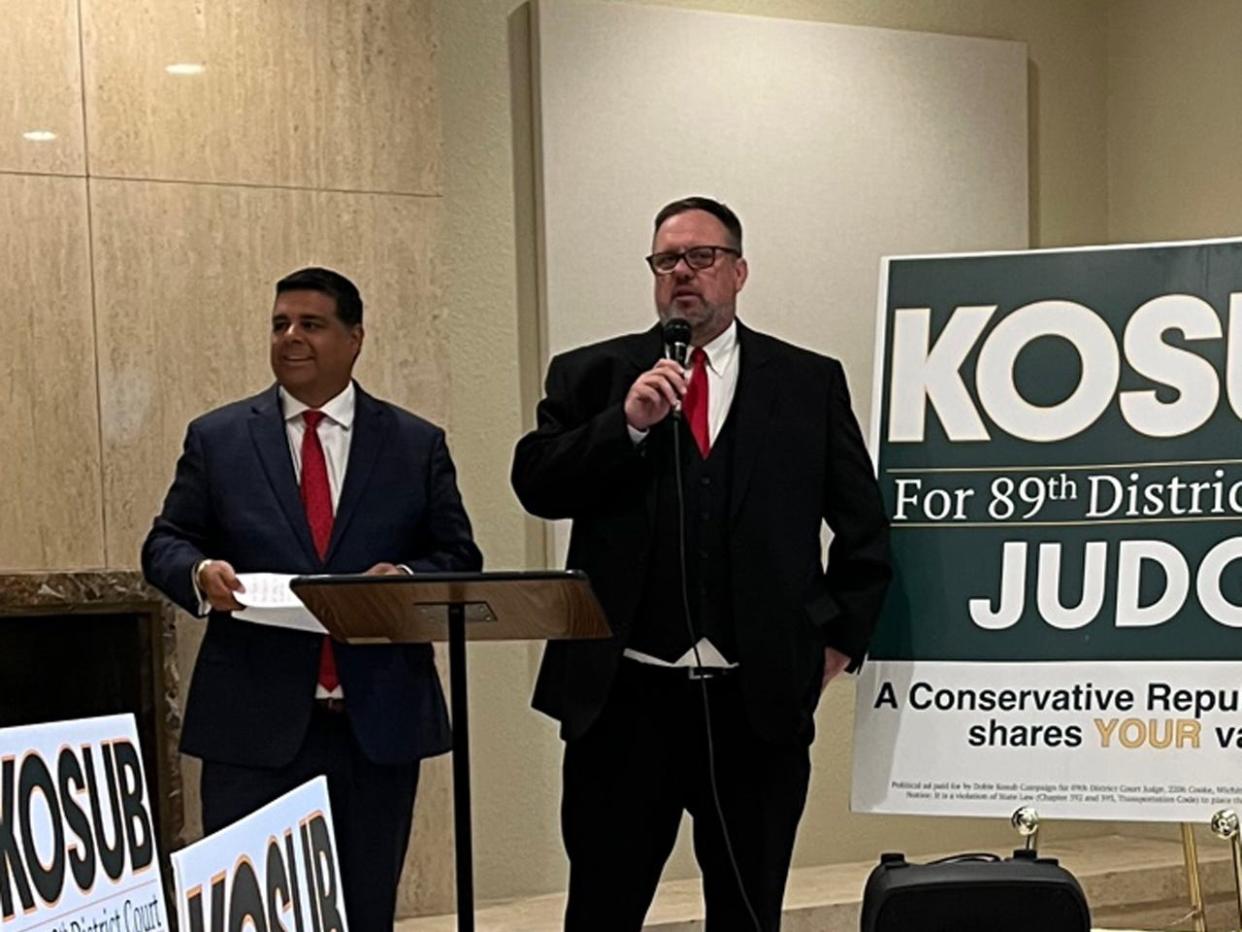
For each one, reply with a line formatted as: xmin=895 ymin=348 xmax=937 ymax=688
xmin=0 ymin=0 xmax=99 ymax=567
xmin=0 ymin=0 xmax=85 ymax=174
xmin=1 ymin=0 xmax=451 ymax=916
xmin=80 ymin=0 xmax=439 ymax=193
xmin=0 ymin=174 xmax=103 ymax=569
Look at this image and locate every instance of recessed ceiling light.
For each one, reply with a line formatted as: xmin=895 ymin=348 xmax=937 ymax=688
xmin=165 ymin=63 xmax=206 ymax=76
xmin=22 ymin=130 xmax=57 ymax=142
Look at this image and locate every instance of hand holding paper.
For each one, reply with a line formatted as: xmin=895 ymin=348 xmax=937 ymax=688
xmin=233 ymin=573 xmax=327 ymax=634
xmin=198 ymin=559 xmax=245 ymax=612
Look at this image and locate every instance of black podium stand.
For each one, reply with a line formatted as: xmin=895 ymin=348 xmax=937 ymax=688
xmin=290 ymin=570 xmax=610 ymax=931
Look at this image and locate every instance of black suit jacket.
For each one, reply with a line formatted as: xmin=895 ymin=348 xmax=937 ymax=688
xmin=142 ymin=383 xmax=482 ymax=768
xmin=512 ymin=322 xmax=890 ymax=744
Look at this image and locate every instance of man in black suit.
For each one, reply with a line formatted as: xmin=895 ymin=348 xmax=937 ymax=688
xmin=512 ymin=198 xmax=891 ymax=930
xmin=143 ymin=267 xmax=481 ymax=931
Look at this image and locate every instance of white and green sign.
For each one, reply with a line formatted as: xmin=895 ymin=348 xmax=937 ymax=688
xmin=852 ymin=238 xmax=1242 ymax=821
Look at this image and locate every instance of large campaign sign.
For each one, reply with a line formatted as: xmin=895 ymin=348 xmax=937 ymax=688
xmin=170 ymin=778 xmax=346 ymax=932
xmin=0 ymin=714 xmax=168 ymax=932
xmin=853 ymin=237 xmax=1242 ymax=821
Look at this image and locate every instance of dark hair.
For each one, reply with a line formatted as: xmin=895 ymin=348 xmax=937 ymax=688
xmin=653 ymin=196 xmax=743 ymax=253
xmin=275 ymin=267 xmax=364 ymax=327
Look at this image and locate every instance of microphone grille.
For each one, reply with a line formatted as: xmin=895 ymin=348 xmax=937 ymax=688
xmin=662 ymin=318 xmax=691 ymax=346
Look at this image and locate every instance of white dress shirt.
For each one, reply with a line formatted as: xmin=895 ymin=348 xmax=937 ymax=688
xmin=625 ymin=320 xmax=741 ymax=669
xmin=279 ymin=382 xmax=356 ymax=510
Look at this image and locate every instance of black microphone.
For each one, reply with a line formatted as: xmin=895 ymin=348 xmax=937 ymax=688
xmin=662 ymin=318 xmax=692 ymax=420
xmin=662 ymin=318 xmax=692 ymax=367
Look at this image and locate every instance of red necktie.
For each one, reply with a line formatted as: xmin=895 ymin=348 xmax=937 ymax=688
xmin=300 ymin=410 xmax=339 ymax=692
xmin=682 ymin=348 xmax=710 ymax=458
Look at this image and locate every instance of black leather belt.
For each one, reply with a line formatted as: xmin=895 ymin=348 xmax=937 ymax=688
xmin=316 ymin=697 xmax=345 ymax=713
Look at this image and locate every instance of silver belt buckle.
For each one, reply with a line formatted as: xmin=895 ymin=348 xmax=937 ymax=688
xmin=687 ymin=666 xmax=723 ymax=681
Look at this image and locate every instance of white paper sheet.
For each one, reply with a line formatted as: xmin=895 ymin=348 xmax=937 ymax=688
xmin=233 ymin=572 xmax=327 ymax=634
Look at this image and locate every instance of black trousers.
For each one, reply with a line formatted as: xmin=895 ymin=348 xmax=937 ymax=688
xmin=200 ymin=705 xmax=420 ymax=932
xmin=562 ymin=661 xmax=811 ymax=932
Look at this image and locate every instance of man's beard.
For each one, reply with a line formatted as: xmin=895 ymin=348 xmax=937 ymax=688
xmin=658 ymin=299 xmax=733 ymax=336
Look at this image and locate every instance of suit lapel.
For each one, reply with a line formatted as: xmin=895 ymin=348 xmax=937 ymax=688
xmin=248 ymin=387 xmax=320 ymax=565
xmin=729 ymin=322 xmax=779 ymax=524
xmin=326 ymin=384 xmax=390 ymax=563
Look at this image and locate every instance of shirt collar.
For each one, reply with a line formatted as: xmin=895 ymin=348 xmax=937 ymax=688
xmin=697 ymin=320 xmax=738 ymax=374
xmin=279 ymin=381 xmax=356 ymax=429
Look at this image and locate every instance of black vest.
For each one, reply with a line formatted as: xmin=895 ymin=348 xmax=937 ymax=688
xmin=629 ymin=410 xmax=738 ymax=661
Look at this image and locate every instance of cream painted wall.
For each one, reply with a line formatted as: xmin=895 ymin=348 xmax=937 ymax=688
xmin=1106 ymin=0 xmax=1242 ymax=242
xmin=435 ymin=0 xmax=1119 ymax=904
xmin=1100 ymin=0 xmax=1242 ymax=859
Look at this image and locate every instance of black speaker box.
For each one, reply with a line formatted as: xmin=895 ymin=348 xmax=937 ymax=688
xmin=860 ymin=849 xmax=1091 ymax=932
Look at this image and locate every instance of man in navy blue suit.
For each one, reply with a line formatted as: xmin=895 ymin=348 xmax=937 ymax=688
xmin=143 ymin=267 xmax=481 ymax=930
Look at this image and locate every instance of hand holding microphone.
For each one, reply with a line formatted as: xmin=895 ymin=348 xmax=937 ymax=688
xmin=623 ymin=319 xmax=693 ymax=431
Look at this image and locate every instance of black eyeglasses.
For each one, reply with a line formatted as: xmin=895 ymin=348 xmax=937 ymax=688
xmin=645 ymin=245 xmax=740 ymax=275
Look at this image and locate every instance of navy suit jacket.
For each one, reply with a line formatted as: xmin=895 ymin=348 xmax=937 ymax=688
xmin=142 ymin=383 xmax=482 ymax=768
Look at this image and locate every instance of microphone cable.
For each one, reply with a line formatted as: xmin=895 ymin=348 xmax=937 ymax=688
xmin=670 ymin=404 xmax=764 ymax=932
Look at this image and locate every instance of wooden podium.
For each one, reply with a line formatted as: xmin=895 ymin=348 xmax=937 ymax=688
xmin=290 ymin=570 xmax=610 ymax=931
